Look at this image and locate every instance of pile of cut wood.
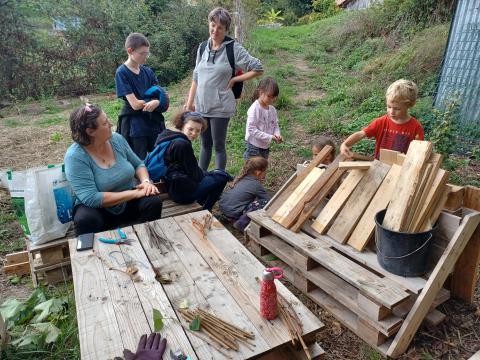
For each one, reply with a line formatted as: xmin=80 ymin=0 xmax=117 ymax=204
xmin=269 ymin=141 xmax=449 ymax=252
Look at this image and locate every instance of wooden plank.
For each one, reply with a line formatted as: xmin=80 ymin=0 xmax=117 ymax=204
xmin=249 ymin=211 xmax=410 ymax=309
xmin=421 ymin=186 xmax=450 ymax=231
xmin=68 ymin=238 xmax=124 ymax=360
xmin=179 ymin=212 xmax=323 ymax=346
xmin=265 ymin=172 xmax=296 ymax=211
xmin=450 ymin=186 xmax=480 ymax=303
xmin=3 ymin=261 xmax=30 ymax=275
xmin=311 ymin=169 xmax=366 ymax=234
xmin=348 ymin=164 xmax=402 ymax=251
xmin=409 ymin=170 xmax=449 ymax=232
xmin=382 ymin=140 xmax=433 ymax=231
xmin=175 ymin=213 xmax=299 ymax=349
xmin=119 ymin=226 xmax=200 ymax=359
xmin=357 ymin=318 xmax=387 ymax=346
xmin=291 ymin=168 xmax=346 ymax=233
xmin=404 ymin=163 xmax=433 ymax=230
xmin=379 ymin=149 xmax=400 ymax=166
xmin=469 ymin=350 xmax=480 ymax=360
xmin=423 ymin=309 xmax=446 ymax=327
xmin=396 ymin=153 xmax=406 ymax=165
xmin=405 ymin=153 xmax=443 ymax=231
xmin=338 ymin=161 xmax=372 ymax=170
xmin=275 ymin=154 xmax=346 ymax=229
xmin=266 ymin=145 xmax=333 ymax=216
xmin=134 ymin=221 xmax=220 ymax=359
xmin=272 ymin=167 xmax=325 ymax=226
xmin=92 ymin=230 xmax=152 ymax=353
xmin=387 ymin=212 xmax=480 ymax=358
xmin=302 ymin=221 xmax=426 ymax=294
xmin=444 ymin=184 xmax=464 ymax=211
xmin=357 ymin=293 xmax=391 ymax=321
xmin=6 ymin=251 xmax=28 ymax=265
xmin=328 ymin=160 xmax=390 ymax=244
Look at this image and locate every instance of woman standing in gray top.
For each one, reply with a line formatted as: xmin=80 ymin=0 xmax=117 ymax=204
xmin=184 ymin=7 xmax=263 ymax=170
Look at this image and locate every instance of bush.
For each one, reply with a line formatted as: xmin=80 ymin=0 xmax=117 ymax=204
xmin=0 ymin=0 xmax=210 ymax=101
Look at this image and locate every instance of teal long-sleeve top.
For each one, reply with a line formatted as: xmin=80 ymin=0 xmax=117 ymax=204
xmin=64 ymin=132 xmax=145 ymax=215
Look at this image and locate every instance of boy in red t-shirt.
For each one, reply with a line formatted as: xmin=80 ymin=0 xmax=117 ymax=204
xmin=340 ymin=79 xmax=424 ymax=159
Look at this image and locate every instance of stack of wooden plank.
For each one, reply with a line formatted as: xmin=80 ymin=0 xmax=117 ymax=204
xmin=245 ymin=142 xmax=480 ymax=358
xmin=269 ymin=141 xmax=450 ymax=252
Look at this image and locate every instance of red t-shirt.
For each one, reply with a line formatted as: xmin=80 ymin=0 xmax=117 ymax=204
xmin=363 ymin=115 xmax=424 ymax=159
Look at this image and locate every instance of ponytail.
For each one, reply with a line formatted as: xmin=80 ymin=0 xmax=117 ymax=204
xmin=231 ymin=156 xmax=268 ymax=188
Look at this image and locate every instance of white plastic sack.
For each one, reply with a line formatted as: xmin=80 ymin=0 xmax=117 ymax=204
xmin=6 ymin=167 xmax=46 ymax=236
xmin=24 ymin=165 xmax=74 ymax=245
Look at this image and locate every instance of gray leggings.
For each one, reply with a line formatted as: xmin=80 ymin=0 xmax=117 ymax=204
xmin=199 ymin=117 xmax=230 ymax=170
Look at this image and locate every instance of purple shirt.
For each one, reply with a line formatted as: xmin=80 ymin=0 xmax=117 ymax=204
xmin=245 ymin=100 xmax=281 ymax=149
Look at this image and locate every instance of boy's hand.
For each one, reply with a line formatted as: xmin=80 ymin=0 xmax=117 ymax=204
xmin=143 ymin=100 xmax=160 ymax=112
xmin=340 ymin=142 xmax=354 ymax=159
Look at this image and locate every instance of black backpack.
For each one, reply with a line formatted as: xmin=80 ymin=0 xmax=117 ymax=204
xmin=199 ymin=36 xmax=243 ymax=99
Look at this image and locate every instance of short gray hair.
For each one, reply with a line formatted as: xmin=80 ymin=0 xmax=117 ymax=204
xmin=208 ymin=7 xmax=231 ymax=31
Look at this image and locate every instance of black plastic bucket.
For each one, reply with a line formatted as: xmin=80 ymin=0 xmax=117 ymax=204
xmin=375 ymin=209 xmax=434 ymax=277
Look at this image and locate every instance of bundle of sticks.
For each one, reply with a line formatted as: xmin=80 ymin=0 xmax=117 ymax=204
xmin=178 ymin=308 xmax=255 ymax=351
xmin=278 ymin=294 xmax=312 ymax=360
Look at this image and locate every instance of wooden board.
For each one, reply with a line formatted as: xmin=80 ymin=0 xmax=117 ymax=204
xmin=379 ymin=149 xmax=400 ymax=166
xmin=272 ymin=167 xmax=325 ymax=225
xmin=311 ymin=169 xmax=366 ymax=234
xmin=274 ymin=155 xmax=346 ymax=229
xmin=291 ymin=168 xmax=346 ymax=233
xmin=444 ymin=184 xmax=464 ymax=211
xmin=68 ymin=237 xmax=125 ymax=360
xmin=382 ymin=140 xmax=433 ymax=232
xmin=249 ymin=210 xmax=410 ymax=309
xmin=450 ymin=186 xmax=480 ymax=303
xmin=387 ymin=211 xmax=480 ymax=358
xmin=409 ymin=170 xmax=449 ymax=232
xmin=327 ymin=160 xmax=390 ymax=244
xmin=347 ymin=164 xmax=402 ymax=251
xmin=176 ymin=212 xmax=323 ymax=351
xmin=302 ymin=222 xmax=426 ymax=294
xmin=134 ymin=220 xmax=267 ymax=359
xmin=266 ymin=145 xmax=333 ymax=216
xmin=338 ymin=161 xmax=372 ymax=170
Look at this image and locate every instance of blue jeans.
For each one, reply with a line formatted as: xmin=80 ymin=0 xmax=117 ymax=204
xmin=169 ymin=173 xmax=228 ymax=211
xmin=243 ymin=142 xmax=270 ymax=160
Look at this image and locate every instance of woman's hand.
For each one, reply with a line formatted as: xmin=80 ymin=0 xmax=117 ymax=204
xmin=143 ymin=100 xmax=160 ymax=112
xmin=136 ymin=181 xmax=160 ymax=196
xmin=226 ymin=76 xmax=239 ymax=90
xmin=183 ymin=102 xmax=195 ymax=111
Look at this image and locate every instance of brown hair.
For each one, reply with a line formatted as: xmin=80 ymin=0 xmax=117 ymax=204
xmin=312 ymin=136 xmax=336 ymax=157
xmin=172 ymin=111 xmax=208 ymax=132
xmin=125 ymin=32 xmax=150 ymax=51
xmin=252 ymin=77 xmax=280 ymax=102
xmin=231 ymin=156 xmax=268 ymax=188
xmin=208 ymin=7 xmax=232 ymax=31
xmin=69 ymin=104 xmax=103 ymax=146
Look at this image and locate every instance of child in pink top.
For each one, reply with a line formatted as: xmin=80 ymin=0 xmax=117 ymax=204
xmin=244 ymin=77 xmax=283 ymax=159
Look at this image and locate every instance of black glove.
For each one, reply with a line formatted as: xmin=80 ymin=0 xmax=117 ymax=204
xmin=117 ymin=333 xmax=167 ymax=360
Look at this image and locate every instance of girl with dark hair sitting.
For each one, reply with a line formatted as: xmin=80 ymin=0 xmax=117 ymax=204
xmin=154 ymin=111 xmax=230 ymax=211
xmin=219 ymin=156 xmax=270 ymax=230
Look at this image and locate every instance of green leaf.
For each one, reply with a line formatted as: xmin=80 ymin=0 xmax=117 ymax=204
xmin=189 ymin=315 xmax=201 ymax=331
xmin=8 ymin=275 xmax=21 ymax=285
xmin=0 ymin=299 xmax=25 ymax=328
xmin=32 ymin=298 xmax=67 ymax=323
xmin=31 ymin=322 xmax=61 ymax=343
xmin=153 ymin=308 xmax=163 ymax=332
xmin=11 ymin=333 xmax=39 ymax=347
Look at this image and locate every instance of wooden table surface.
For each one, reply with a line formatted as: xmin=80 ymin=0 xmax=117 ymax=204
xmin=68 ymin=211 xmax=323 ymax=360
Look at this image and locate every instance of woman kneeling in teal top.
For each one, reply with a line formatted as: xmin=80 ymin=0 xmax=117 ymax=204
xmin=64 ymin=104 xmax=163 ymax=236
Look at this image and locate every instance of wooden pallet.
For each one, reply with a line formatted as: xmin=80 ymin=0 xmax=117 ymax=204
xmin=27 ymin=198 xmax=202 ymax=286
xmin=246 ymin=208 xmax=480 ymax=358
